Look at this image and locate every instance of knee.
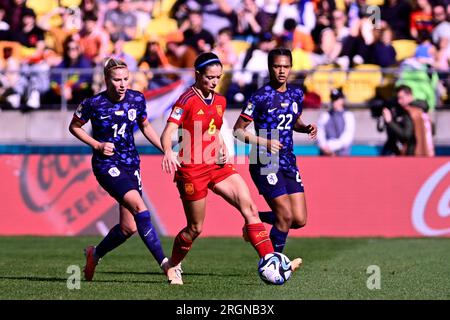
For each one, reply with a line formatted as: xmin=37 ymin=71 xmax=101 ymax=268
xmin=120 ymin=225 xmax=137 ymax=238
xmin=186 ymin=225 xmax=202 ymax=239
xmin=291 ymin=216 xmax=307 ymax=229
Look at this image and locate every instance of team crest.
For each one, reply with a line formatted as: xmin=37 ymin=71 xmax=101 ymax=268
xmin=244 ymin=103 xmax=254 ymax=116
xmin=216 ymin=105 xmax=223 ymax=117
xmin=266 ymin=173 xmax=278 ymax=185
xmin=108 ymin=167 xmax=121 ymax=177
xmin=292 ymin=102 xmax=298 ymax=114
xmin=184 ymin=183 xmax=194 ymax=195
xmin=128 ymin=109 xmax=136 ymax=121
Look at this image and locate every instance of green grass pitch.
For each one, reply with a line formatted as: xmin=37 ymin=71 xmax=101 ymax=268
xmin=1 ymin=236 xmax=449 ymax=300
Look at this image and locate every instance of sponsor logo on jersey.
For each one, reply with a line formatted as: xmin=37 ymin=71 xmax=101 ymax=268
xmin=267 ymin=173 xmax=278 ymax=185
xmin=184 ymin=183 xmax=194 ymax=195
xmin=108 ymin=167 xmax=121 ymax=177
xmin=171 ymin=107 xmax=184 ymax=121
xmin=243 ymin=103 xmax=254 ymax=116
xmin=293 ymin=102 xmax=298 ymax=114
xmin=128 ymin=109 xmax=136 ymax=121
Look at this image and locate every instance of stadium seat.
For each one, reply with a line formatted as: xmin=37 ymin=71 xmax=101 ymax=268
xmin=60 ymin=0 xmax=81 ymax=7
xmin=27 ymin=0 xmax=58 ymax=16
xmin=145 ymin=17 xmax=178 ymax=38
xmin=122 ymin=39 xmax=147 ymax=61
xmin=391 ymin=39 xmax=417 ymax=62
xmin=230 ymin=40 xmax=251 ymax=57
xmin=304 ymin=65 xmax=347 ymax=103
xmin=343 ymin=64 xmax=383 ymax=104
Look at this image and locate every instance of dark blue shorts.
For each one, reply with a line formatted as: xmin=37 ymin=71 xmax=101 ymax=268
xmin=94 ymin=166 xmax=143 ymax=202
xmin=249 ymin=166 xmax=304 ymax=200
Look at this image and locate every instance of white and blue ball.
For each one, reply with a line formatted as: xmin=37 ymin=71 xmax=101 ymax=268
xmin=258 ymin=252 xmax=292 ymax=285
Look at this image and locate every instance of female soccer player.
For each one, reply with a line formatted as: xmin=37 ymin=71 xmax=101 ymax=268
xmin=160 ymin=52 xmax=302 ymax=285
xmin=69 ymin=58 xmax=170 ymax=281
xmin=233 ymin=48 xmax=317 ymax=253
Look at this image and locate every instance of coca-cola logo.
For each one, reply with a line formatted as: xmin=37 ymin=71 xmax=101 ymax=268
xmin=412 ymin=162 xmax=450 ymax=236
xmin=20 ymin=155 xmax=91 ymax=212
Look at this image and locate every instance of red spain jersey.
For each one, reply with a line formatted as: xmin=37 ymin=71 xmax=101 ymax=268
xmin=167 ymin=87 xmax=226 ymax=165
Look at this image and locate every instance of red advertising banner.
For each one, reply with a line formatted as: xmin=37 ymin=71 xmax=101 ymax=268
xmin=0 ymin=155 xmax=449 ymax=237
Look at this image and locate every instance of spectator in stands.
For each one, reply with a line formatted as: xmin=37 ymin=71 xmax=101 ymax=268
xmin=104 ymin=0 xmax=138 ymax=41
xmin=0 ymin=57 xmax=23 ymax=109
xmin=200 ymin=0 xmax=237 ymax=37
xmin=281 ymin=18 xmax=315 ymax=52
xmin=0 ymin=5 xmax=11 ymax=40
xmin=227 ymin=31 xmax=276 ymax=104
xmin=340 ymin=17 xmax=372 ymax=67
xmin=410 ymin=0 xmax=434 ymax=39
xmin=431 ymin=3 xmax=450 ymax=51
xmin=110 ymin=37 xmax=138 ymax=71
xmin=311 ymin=27 xmax=342 ymax=67
xmin=79 ymin=13 xmax=110 ymax=65
xmin=180 ymin=8 xmax=215 ymax=54
xmin=213 ymin=27 xmax=238 ymax=69
xmin=234 ymin=0 xmax=263 ymax=41
xmin=80 ymin=0 xmax=100 ymax=19
xmin=138 ymin=35 xmax=173 ymax=90
xmin=414 ymin=29 xmax=437 ymax=65
xmin=15 ymin=8 xmax=44 ymax=48
xmin=45 ymin=36 xmax=94 ymax=109
xmin=165 ymin=31 xmax=197 ymax=68
xmin=317 ymin=88 xmax=355 ymax=156
xmin=380 ymin=85 xmax=434 ymax=156
xmin=5 ymin=0 xmax=32 ymax=32
xmin=37 ymin=6 xmax=81 ymax=56
xmin=381 ymin=0 xmax=412 ymax=40
xmin=331 ymin=9 xmax=350 ymax=43
xmin=371 ymin=26 xmax=397 ymax=67
xmin=272 ymin=0 xmax=316 ymax=36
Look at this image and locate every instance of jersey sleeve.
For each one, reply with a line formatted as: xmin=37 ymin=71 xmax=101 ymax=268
xmin=137 ymin=92 xmax=148 ymax=123
xmin=167 ymin=96 xmax=190 ymax=126
xmin=239 ymin=95 xmax=257 ymax=122
xmin=73 ymin=99 xmax=92 ymax=123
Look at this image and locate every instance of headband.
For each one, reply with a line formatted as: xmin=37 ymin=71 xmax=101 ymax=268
xmin=196 ymin=58 xmax=220 ymax=70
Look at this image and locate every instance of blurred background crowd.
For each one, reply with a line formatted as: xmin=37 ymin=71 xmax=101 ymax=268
xmin=0 ymin=0 xmax=449 ymax=114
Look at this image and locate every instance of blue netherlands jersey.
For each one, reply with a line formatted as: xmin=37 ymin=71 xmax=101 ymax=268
xmin=74 ymin=89 xmax=147 ymax=173
xmin=240 ymin=84 xmax=304 ymax=173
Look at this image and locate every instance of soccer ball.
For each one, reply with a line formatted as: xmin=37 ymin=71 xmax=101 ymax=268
xmin=258 ymin=252 xmax=292 ymax=285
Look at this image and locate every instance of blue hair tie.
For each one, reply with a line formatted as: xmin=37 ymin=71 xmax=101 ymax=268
xmin=196 ymin=58 xmax=220 ymax=70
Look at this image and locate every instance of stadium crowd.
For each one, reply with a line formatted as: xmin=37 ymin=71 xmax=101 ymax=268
xmin=0 ymin=0 xmax=449 ymax=111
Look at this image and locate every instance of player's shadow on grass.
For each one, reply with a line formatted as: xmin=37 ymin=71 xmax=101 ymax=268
xmin=98 ymin=271 xmax=242 ymax=277
xmin=0 ymin=275 xmax=166 ymax=284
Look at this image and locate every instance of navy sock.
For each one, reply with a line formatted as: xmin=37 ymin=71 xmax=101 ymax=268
xmin=134 ymin=210 xmax=165 ymax=265
xmin=95 ymin=224 xmax=128 ymax=258
xmin=270 ymin=225 xmax=289 ymax=253
xmin=259 ymin=211 xmax=276 ymax=225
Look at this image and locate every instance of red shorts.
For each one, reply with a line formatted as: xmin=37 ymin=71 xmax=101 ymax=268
xmin=174 ymin=163 xmax=237 ymax=201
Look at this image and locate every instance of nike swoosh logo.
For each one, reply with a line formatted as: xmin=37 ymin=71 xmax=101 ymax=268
xmin=100 ymin=115 xmax=110 ymax=119
xmin=144 ymin=228 xmax=153 ymax=237
xmin=268 ymin=108 xmax=277 ymax=113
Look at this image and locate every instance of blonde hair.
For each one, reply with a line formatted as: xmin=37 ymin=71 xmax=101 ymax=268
xmin=103 ymin=57 xmax=127 ymax=77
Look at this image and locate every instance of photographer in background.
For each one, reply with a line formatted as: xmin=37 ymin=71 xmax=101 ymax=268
xmin=317 ymin=88 xmax=355 ymax=156
xmin=379 ymin=85 xmax=434 ymax=156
